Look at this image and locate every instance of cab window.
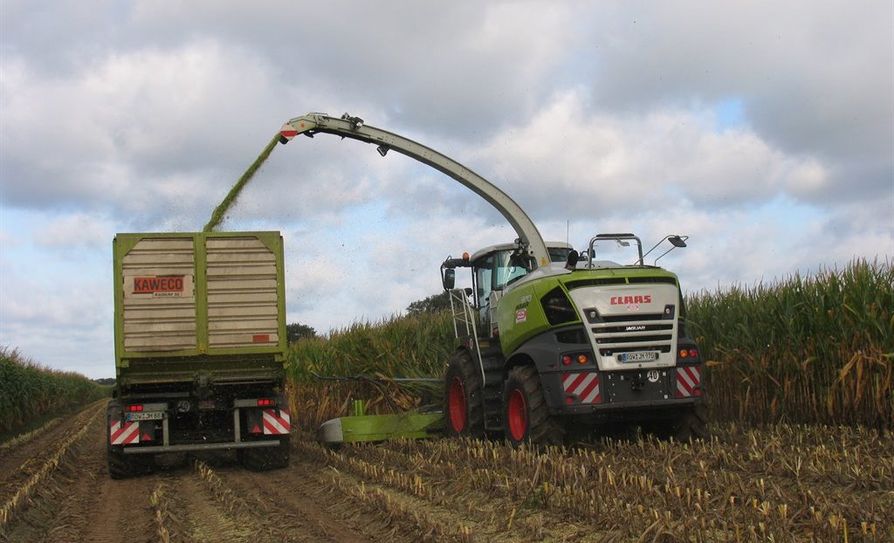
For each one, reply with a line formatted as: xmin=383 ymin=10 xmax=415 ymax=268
xmin=493 ymin=250 xmax=528 ymax=289
xmin=475 ymin=255 xmax=494 ymax=308
xmin=549 ymin=247 xmax=572 ymax=263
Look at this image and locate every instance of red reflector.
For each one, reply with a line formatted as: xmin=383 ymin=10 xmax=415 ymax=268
xmin=562 ymin=355 xmax=573 ymax=366
xmin=689 ymin=349 xmax=699 ymax=358
xmin=252 ymin=334 xmax=270 ymax=343
xmin=127 ymin=404 xmax=143 ymax=412
xmin=141 ymin=432 xmax=153 ymax=441
xmin=257 ymin=398 xmax=274 ymax=407
xmin=565 ymin=396 xmax=575 ymax=405
xmin=250 ymin=424 xmax=261 ymax=434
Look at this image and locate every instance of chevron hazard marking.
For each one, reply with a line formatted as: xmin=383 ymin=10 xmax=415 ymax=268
xmin=262 ymin=408 xmax=291 ymax=435
xmin=110 ymin=420 xmax=140 ymax=445
xmin=675 ymin=366 xmax=701 ymax=397
xmin=562 ymin=372 xmax=602 ymax=404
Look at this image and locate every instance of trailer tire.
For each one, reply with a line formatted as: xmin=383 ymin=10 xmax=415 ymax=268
xmin=108 ymin=448 xmax=155 ymax=479
xmin=241 ymin=436 xmax=290 ymax=471
xmin=443 ymin=350 xmax=485 ymax=438
xmin=502 ymin=365 xmax=564 ymax=446
xmin=645 ymin=403 xmax=709 ymax=442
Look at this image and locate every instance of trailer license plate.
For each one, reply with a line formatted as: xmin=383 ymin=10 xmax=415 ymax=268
xmin=125 ymin=412 xmax=164 ymax=421
xmin=618 ymin=351 xmax=658 ymax=363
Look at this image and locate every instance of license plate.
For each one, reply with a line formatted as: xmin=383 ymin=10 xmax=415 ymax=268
xmin=618 ymin=351 xmax=658 ymax=363
xmin=125 ymin=412 xmax=164 ymax=421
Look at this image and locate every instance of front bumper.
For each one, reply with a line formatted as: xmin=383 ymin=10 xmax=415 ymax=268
xmin=541 ymin=364 xmax=703 ymax=415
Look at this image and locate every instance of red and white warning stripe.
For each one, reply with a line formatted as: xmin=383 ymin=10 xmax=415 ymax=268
xmin=110 ymin=420 xmax=140 ymax=445
xmin=675 ymin=366 xmax=701 ymax=397
xmin=562 ymin=372 xmax=602 ymax=404
xmin=262 ymin=408 xmax=291 ymax=435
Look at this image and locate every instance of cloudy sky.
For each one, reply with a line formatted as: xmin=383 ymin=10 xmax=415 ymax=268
xmin=1 ymin=1 xmax=892 ymax=378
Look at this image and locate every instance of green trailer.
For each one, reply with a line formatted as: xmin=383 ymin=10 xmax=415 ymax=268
xmin=108 ymin=231 xmax=291 ymax=478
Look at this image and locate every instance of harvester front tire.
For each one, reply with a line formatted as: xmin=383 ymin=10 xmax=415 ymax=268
xmin=502 ymin=365 xmax=564 ymax=446
xmin=645 ymin=403 xmax=709 ymax=442
xmin=443 ymin=350 xmax=485 ymax=438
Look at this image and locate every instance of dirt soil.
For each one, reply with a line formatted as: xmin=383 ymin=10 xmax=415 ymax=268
xmin=1 ymin=402 xmax=891 ymax=542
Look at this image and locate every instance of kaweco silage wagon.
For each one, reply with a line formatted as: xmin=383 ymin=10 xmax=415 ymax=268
xmin=108 ymin=231 xmax=290 ymax=478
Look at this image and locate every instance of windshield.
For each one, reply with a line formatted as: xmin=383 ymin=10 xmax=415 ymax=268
xmin=494 ymin=250 xmax=529 ymax=289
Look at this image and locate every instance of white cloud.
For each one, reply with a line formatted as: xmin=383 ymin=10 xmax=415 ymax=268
xmin=34 ymin=213 xmax=115 ymax=249
xmin=472 ymin=91 xmax=833 ymax=219
xmin=0 ymin=2 xmax=890 ymax=376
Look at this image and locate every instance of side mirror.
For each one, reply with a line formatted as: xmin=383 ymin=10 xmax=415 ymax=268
xmin=442 ymin=268 xmax=455 ymax=290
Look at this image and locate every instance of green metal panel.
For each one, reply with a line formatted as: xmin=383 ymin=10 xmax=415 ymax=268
xmin=495 ymin=267 xmax=680 ymax=355
xmin=340 ymin=413 xmax=443 ymax=442
xmin=195 ymin=234 xmax=209 ymax=353
xmin=496 ymin=280 xmax=555 ymax=355
xmin=321 ymin=412 xmax=444 ymax=444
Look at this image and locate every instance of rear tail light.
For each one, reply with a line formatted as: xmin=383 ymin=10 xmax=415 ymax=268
xmin=562 ymin=353 xmax=592 ymax=366
xmin=126 ymin=404 xmax=144 ymax=412
xmin=678 ymin=348 xmax=699 ymax=360
xmin=257 ymin=398 xmax=275 ymax=407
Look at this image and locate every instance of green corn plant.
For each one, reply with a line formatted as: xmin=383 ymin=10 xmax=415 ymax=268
xmin=286 ymin=258 xmax=892 ymax=428
xmin=0 ymin=347 xmax=107 ymax=436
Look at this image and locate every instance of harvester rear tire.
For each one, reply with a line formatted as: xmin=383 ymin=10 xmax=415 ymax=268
xmin=443 ymin=350 xmax=485 ymax=438
xmin=645 ymin=403 xmax=709 ymax=442
xmin=241 ymin=436 xmax=290 ymax=471
xmin=502 ymin=365 xmax=564 ymax=447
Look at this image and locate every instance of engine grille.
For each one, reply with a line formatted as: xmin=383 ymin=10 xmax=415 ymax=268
xmin=591 ymin=313 xmax=674 ymax=356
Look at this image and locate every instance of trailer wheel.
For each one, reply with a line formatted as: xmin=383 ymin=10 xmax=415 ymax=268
xmin=502 ymin=365 xmax=564 ymax=446
xmin=241 ymin=436 xmax=290 ymax=471
xmin=645 ymin=404 xmax=709 ymax=442
xmin=443 ymin=350 xmax=484 ymax=438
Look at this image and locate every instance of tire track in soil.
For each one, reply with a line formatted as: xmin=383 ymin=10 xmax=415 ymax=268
xmin=212 ymin=459 xmax=390 ymax=543
xmin=169 ymin=475 xmax=257 ymax=543
xmin=0 ymin=400 xmax=161 ymax=543
xmin=0 ymin=400 xmax=105 ymax=505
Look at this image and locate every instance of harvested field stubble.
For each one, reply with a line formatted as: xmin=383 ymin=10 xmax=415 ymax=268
xmin=2 ymin=400 xmax=890 ymax=542
xmin=304 ymin=424 xmax=893 ymax=542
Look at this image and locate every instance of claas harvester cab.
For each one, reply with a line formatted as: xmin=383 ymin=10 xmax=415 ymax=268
xmin=440 ymin=234 xmax=706 ymax=445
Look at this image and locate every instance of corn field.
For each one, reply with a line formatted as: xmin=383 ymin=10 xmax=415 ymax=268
xmin=0 ymin=347 xmax=107 ymax=435
xmin=287 ymin=314 xmax=454 ymax=428
xmin=687 ymin=258 xmax=893 ymax=428
xmin=287 ymin=258 xmax=893 ymax=430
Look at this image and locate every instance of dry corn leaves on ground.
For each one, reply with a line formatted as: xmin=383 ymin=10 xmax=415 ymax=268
xmin=2 ymin=401 xmax=891 ymax=542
